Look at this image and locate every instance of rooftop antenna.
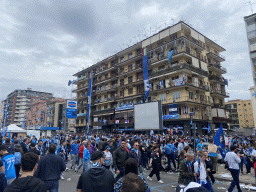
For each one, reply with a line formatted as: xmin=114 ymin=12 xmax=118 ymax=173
xmin=248 ymin=1 xmax=254 ymax=13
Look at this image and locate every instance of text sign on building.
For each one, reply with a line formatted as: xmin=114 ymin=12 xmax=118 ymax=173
xmin=169 ymin=104 xmax=178 ymax=115
xmin=66 ymin=100 xmax=77 ymax=118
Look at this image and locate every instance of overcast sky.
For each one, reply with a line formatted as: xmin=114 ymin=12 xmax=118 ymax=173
xmin=0 ymin=0 xmax=254 ymax=102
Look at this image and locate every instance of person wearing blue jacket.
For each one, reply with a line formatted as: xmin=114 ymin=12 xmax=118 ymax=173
xmin=165 ymin=139 xmax=176 ymax=174
xmin=83 ymin=143 xmax=91 ymax=172
xmin=70 ymin=140 xmax=80 ymax=172
xmin=0 ymin=145 xmax=16 ymax=185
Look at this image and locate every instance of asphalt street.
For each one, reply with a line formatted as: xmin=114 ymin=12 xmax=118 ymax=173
xmin=59 ymin=165 xmax=246 ymax=192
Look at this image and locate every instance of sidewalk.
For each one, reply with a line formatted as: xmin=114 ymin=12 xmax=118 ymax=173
xmin=215 ymin=164 xmax=256 ymax=185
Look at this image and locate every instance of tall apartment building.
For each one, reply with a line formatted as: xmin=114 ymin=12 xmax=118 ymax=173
xmin=26 ymin=98 xmax=66 ymax=130
xmin=2 ymin=88 xmax=53 ymax=128
xmin=225 ymin=100 xmax=255 ymax=129
xmin=244 ymin=14 xmax=256 ymax=128
xmin=72 ymin=21 xmax=229 ymax=135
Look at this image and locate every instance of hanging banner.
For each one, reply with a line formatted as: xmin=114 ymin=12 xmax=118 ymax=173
xmin=86 ymin=72 xmax=93 ymax=134
xmin=143 ymin=48 xmax=150 ymax=102
xmin=169 ymin=104 xmax=178 ymax=115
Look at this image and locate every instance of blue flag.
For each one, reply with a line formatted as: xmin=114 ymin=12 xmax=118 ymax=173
xmin=143 ymin=49 xmax=150 ymax=102
xmin=2 ymin=127 xmax=8 ymax=137
xmin=68 ymin=80 xmax=72 ymax=86
xmin=213 ymin=123 xmax=223 ymax=146
xmin=168 ymin=50 xmax=174 ymax=63
xmin=7 ymin=131 xmax=11 ymax=138
xmin=86 ymin=72 xmax=93 ymax=134
xmin=181 ymin=42 xmax=183 ymax=49
xmin=52 ymin=136 xmax=60 ymax=146
xmin=208 ymin=123 xmax=211 ymax=135
xmin=213 ymin=123 xmax=226 ymax=158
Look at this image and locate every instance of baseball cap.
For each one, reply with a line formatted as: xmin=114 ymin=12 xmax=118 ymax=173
xmin=91 ymin=151 xmax=103 ymax=161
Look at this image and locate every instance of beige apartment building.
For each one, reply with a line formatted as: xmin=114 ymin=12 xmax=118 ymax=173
xmin=72 ymin=21 xmax=229 ymax=135
xmin=226 ymin=100 xmax=255 ymax=129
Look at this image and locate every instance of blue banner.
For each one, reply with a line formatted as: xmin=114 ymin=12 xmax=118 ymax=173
xmin=115 ymin=105 xmax=134 ymax=111
xmin=168 ymin=104 xmax=178 ymax=115
xmin=162 ymin=114 xmax=179 ymax=120
xmin=86 ymin=72 xmax=93 ymax=134
xmin=143 ymin=49 xmax=150 ymax=102
xmin=168 ymin=50 xmax=174 ymax=63
xmin=208 ymin=123 xmax=211 ymax=135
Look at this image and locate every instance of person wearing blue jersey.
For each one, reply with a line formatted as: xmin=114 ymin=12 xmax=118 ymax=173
xmin=0 ymin=145 xmax=16 ymax=185
xmin=70 ymin=140 xmax=79 ymax=172
xmin=83 ymin=143 xmax=91 ymax=172
xmin=196 ymin=139 xmax=204 ymax=152
xmin=165 ymin=139 xmax=176 ymax=174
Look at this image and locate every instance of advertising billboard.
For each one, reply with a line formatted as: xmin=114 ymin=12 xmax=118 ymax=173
xmin=66 ymin=100 xmax=77 ymax=118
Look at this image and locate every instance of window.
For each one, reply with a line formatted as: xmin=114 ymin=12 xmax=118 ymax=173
xmin=120 ymin=90 xmax=124 ymax=97
xmin=120 ymin=56 xmax=124 ymax=62
xmin=190 ymin=108 xmax=194 ymax=112
xmin=200 ymin=95 xmax=204 ymax=102
xmin=189 ymin=92 xmax=194 ymax=100
xmin=158 ymin=65 xmax=165 ymax=71
xmin=244 ymin=104 xmax=246 ymax=106
xmin=104 ymin=105 xmax=108 ymax=109
xmin=105 ymin=74 xmax=108 ymax=79
xmin=81 ymin=119 xmax=84 ymax=124
xmin=120 ymin=79 xmax=124 ymax=86
xmin=128 ymin=76 xmax=133 ymax=84
xmin=159 ymin=94 xmax=166 ymax=102
xmin=128 ymin=53 xmax=133 ymax=59
xmin=128 ymin=88 xmax=133 ymax=95
xmin=249 ymin=103 xmax=251 ymax=105
xmin=172 ymin=91 xmax=181 ymax=100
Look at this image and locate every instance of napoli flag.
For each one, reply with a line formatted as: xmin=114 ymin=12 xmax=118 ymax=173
xmin=143 ymin=48 xmax=150 ymax=102
xmin=208 ymin=123 xmax=211 ymax=135
xmin=168 ymin=50 xmax=174 ymax=63
xmin=213 ymin=123 xmax=223 ymax=146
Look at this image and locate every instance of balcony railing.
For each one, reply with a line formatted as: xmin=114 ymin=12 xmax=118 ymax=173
xmin=206 ymin=50 xmax=225 ymax=61
xmin=161 ymin=96 xmax=211 ymax=106
xmin=93 ymin=108 xmax=115 ymax=115
xmin=118 ymin=54 xmax=143 ymax=66
xmin=209 ymin=75 xmax=228 ymax=84
xmin=208 ymin=63 xmax=227 ymax=73
xmin=149 ymin=63 xmax=208 ymax=78
xmin=210 ymin=89 xmax=229 ymax=97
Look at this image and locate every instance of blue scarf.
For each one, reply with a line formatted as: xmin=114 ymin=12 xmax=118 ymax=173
xmin=92 ymin=162 xmax=103 ymax=168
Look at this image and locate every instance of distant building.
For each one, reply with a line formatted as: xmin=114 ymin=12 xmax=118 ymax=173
xmin=2 ymin=88 xmax=53 ymax=128
xmin=225 ymin=99 xmax=255 ymax=129
xmin=72 ymin=21 xmax=229 ymax=135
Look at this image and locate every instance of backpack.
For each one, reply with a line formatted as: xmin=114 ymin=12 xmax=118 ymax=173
xmin=14 ymin=152 xmax=22 ymax=165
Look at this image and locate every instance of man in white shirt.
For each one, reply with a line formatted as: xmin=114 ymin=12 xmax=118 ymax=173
xmin=224 ymin=145 xmax=242 ymax=192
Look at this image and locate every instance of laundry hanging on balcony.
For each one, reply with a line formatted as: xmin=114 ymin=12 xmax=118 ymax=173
xmin=168 ymin=50 xmax=174 ymax=63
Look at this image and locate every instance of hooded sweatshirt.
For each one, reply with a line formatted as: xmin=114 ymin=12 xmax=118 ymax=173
xmin=4 ymin=176 xmax=47 ymax=192
xmin=77 ymin=165 xmax=115 ymax=192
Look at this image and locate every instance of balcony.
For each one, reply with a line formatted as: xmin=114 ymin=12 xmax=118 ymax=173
xmin=117 ymin=118 xmax=134 ymax=124
xmin=210 ymin=89 xmax=229 ymax=97
xmin=96 ymin=65 xmax=117 ymax=76
xmin=163 ymin=113 xmax=209 ymax=121
xmin=149 ymin=63 xmax=208 ymax=79
xmin=208 ymin=63 xmax=227 ymax=74
xmin=118 ymin=54 xmax=143 ymax=66
xmin=206 ymin=50 xmax=225 ymax=62
xmin=96 ymin=84 xmax=118 ymax=94
xmin=94 ymin=96 xmax=119 ymax=105
xmin=162 ymin=96 xmax=211 ymax=106
xmin=93 ymin=108 xmax=115 ymax=115
xmin=150 ymin=80 xmax=209 ymax=93
xmin=74 ymin=75 xmax=88 ymax=84
xmin=117 ymin=65 xmax=143 ymax=78
xmin=209 ymin=75 xmax=228 ymax=85
xmin=94 ymin=74 xmax=117 ymax=85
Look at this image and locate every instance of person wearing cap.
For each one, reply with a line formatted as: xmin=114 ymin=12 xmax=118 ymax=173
xmin=76 ymin=151 xmax=115 ymax=192
xmin=103 ymin=146 xmax=113 ymax=170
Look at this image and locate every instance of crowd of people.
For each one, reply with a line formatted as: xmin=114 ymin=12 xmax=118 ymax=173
xmin=0 ymin=132 xmax=254 ymax=192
